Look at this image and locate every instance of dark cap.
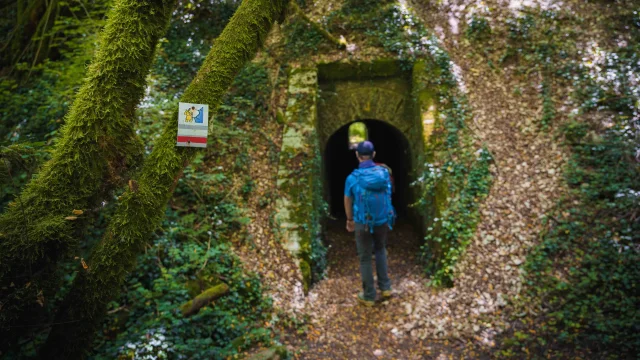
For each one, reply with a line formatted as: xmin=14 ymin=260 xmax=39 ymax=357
xmin=356 ymin=141 xmax=375 ymax=155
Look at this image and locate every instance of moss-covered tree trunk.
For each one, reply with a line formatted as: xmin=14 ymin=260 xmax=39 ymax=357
xmin=0 ymin=0 xmax=176 ymax=350
xmin=41 ymin=0 xmax=289 ymax=358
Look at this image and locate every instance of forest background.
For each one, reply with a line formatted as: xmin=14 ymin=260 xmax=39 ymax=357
xmin=0 ymin=0 xmax=638 ymax=359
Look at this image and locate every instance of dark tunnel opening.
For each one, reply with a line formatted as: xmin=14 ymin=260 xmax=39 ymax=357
xmin=324 ymin=119 xmax=412 ymax=220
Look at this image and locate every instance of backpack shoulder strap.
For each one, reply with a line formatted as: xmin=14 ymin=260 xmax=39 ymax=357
xmin=376 ymin=163 xmax=392 ymax=175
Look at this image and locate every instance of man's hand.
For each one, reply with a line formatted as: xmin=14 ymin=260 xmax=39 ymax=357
xmin=346 ymin=219 xmax=355 ymax=232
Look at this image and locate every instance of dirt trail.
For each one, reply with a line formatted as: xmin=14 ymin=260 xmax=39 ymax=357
xmin=284 ymin=220 xmax=480 ymax=359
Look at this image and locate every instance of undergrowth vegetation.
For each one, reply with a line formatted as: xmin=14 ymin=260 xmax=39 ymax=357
xmin=91 ymin=50 xmax=282 ymax=360
xmin=1 ymin=1 xmax=285 ymax=357
xmin=473 ymin=2 xmax=640 ymax=357
xmin=94 ymin=153 xmax=274 ymax=359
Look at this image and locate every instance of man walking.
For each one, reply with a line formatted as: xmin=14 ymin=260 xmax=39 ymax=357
xmin=344 ymin=141 xmax=395 ymax=306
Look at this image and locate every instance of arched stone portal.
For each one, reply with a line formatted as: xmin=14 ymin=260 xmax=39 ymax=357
xmin=274 ymin=60 xmax=435 ymax=290
xmin=316 ymin=60 xmax=426 ymax=224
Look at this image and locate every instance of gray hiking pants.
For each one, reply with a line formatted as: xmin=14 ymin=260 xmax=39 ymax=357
xmin=355 ymin=223 xmax=391 ymax=301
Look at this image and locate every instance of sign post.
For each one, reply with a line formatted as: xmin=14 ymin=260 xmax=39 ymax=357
xmin=176 ymin=102 xmax=209 ymax=148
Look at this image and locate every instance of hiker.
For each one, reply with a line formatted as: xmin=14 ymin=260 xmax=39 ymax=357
xmin=344 ymin=141 xmax=395 ymax=306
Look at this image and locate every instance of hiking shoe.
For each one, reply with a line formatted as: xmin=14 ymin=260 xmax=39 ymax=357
xmin=381 ymin=290 xmax=393 ymax=299
xmin=357 ymin=293 xmax=375 ymax=307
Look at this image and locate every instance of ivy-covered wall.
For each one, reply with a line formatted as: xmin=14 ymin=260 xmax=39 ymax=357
xmin=411 ymin=56 xmax=494 ymax=287
xmin=274 ymin=68 xmax=327 ymax=292
xmin=276 ymin=60 xmax=455 ymax=292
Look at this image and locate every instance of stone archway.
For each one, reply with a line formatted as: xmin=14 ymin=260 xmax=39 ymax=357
xmin=316 ymin=61 xmax=426 ymax=225
xmin=317 ymin=86 xmax=412 ymax=147
xmin=274 ymin=60 xmax=435 ymax=290
xmin=316 ymin=62 xmax=424 ymax=157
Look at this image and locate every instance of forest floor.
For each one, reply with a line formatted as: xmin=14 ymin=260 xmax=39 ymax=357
xmin=282 ymin=220 xmax=486 ymax=359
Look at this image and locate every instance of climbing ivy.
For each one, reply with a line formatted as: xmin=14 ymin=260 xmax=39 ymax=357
xmin=412 ymin=45 xmax=495 ymax=288
xmin=496 ymin=2 xmax=640 ymax=357
xmin=419 ymin=149 xmax=493 ymax=287
xmin=282 ymin=17 xmax=329 ymax=61
xmin=325 ymin=1 xmax=431 ymax=66
xmin=465 ymin=15 xmax=492 ymax=43
xmin=304 ymin=134 xmax=329 ymax=287
xmin=500 ymin=121 xmax=640 ymax=358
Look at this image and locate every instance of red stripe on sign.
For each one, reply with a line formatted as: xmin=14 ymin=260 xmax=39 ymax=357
xmin=176 ymin=136 xmax=207 ymax=144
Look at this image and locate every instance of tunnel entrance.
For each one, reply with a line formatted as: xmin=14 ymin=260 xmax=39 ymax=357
xmin=274 ymin=62 xmax=433 ymax=292
xmin=324 ymin=119 xmax=412 ymax=219
xmin=320 ymin=119 xmax=425 ymax=293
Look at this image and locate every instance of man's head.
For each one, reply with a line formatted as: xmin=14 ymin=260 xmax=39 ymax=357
xmin=355 ymin=140 xmax=375 ymax=161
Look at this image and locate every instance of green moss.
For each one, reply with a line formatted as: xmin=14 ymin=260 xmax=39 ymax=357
xmin=180 ymin=283 xmax=230 ymax=317
xmin=274 ymin=67 xmax=327 ymax=290
xmin=246 ymin=345 xmax=289 ymax=360
xmin=317 ymin=59 xmax=408 ymax=81
xmin=299 ymin=259 xmax=311 ymax=293
xmin=0 ymin=0 xmax=177 ymax=345
xmin=40 ymin=0 xmax=289 ymax=357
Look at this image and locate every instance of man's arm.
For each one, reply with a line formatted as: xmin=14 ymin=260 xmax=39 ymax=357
xmin=344 ymin=173 xmax=355 ymax=232
xmin=344 ymin=195 xmax=355 ymax=232
xmin=344 ymin=195 xmax=353 ymax=220
xmin=386 ymin=171 xmax=394 ymax=215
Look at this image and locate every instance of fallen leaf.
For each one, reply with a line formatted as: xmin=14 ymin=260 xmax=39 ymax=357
xmin=36 ymin=290 xmax=44 ymax=307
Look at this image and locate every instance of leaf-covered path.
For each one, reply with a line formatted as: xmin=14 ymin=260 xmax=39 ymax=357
xmin=283 ymin=220 xmax=483 ymax=359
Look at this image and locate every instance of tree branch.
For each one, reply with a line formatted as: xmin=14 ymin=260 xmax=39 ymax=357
xmin=179 ymin=283 xmax=230 ymax=317
xmin=0 ymin=0 xmax=177 ymax=351
xmin=290 ymin=0 xmax=346 ymax=50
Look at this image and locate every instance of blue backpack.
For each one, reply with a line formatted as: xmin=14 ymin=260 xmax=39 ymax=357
xmin=352 ymin=166 xmax=396 ymax=233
